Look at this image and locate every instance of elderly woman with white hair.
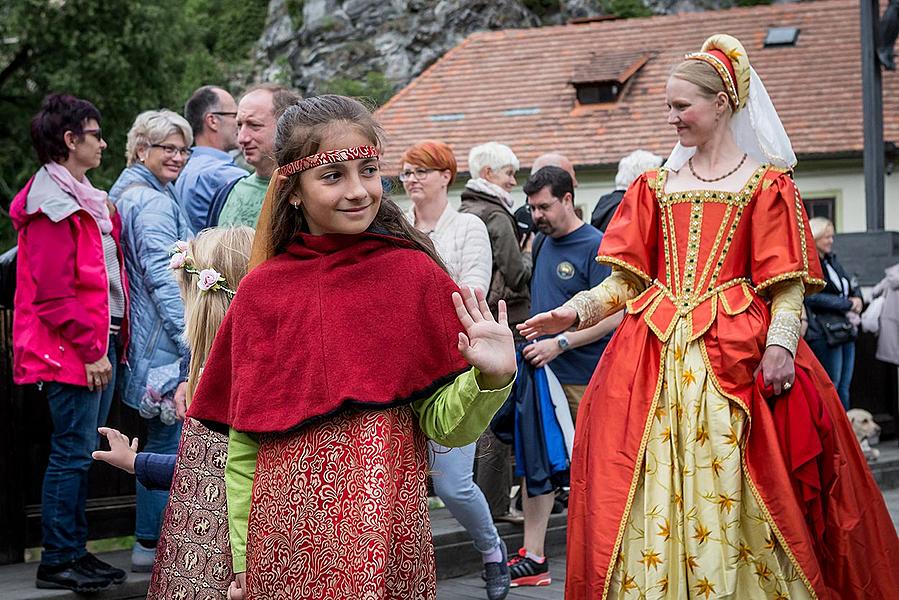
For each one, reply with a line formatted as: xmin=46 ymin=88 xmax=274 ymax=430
xmin=109 ymin=109 xmax=194 ymax=571
xmin=459 ymin=141 xmax=529 ymax=525
xmin=804 ymin=216 xmax=863 ymax=409
xmin=590 ymin=149 xmax=662 ymax=232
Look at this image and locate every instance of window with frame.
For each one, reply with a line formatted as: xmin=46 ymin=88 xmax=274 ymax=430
xmin=804 ymin=197 xmax=836 ymax=225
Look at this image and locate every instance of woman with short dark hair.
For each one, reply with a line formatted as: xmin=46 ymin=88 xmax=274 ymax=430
xmin=11 ymin=93 xmax=130 ymax=593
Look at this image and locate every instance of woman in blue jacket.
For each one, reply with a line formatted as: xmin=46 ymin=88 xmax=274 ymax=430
xmin=109 ymin=109 xmax=193 ymax=571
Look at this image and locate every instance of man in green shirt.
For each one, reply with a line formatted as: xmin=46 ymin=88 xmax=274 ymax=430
xmin=216 ymin=84 xmax=301 ymax=227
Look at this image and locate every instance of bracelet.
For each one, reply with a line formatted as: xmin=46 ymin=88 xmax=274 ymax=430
xmin=766 ymin=311 xmax=801 ymax=356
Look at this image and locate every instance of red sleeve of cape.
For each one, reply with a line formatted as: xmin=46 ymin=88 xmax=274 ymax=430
xmin=187 ymin=236 xmax=471 ymax=434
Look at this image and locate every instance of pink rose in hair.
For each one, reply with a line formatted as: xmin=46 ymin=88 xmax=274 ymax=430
xmin=197 ymin=269 xmax=221 ymax=292
xmin=174 ymin=240 xmax=189 ymax=253
xmin=169 ymin=252 xmax=187 ymax=270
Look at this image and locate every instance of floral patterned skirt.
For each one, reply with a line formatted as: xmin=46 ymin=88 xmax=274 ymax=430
xmin=245 ymin=406 xmax=435 ymax=600
xmin=147 ymin=417 xmax=233 ymax=599
xmin=609 ymin=321 xmax=813 ymax=599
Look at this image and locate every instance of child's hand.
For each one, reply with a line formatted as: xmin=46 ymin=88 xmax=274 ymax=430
xmin=92 ymin=427 xmax=138 ymax=474
xmin=452 ymin=287 xmax=516 ymax=389
xmin=228 ymin=573 xmax=247 ymax=600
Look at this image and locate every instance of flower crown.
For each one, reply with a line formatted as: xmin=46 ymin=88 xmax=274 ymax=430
xmin=169 ymin=241 xmax=236 ymax=297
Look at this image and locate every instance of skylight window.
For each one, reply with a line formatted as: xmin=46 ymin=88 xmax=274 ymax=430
xmin=764 ymin=27 xmax=800 ymax=47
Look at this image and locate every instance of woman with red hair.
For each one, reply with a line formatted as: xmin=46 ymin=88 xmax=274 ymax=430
xmin=402 ymin=141 xmax=508 ymax=600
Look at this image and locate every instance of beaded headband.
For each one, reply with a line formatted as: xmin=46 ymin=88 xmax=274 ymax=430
xmin=684 ymin=50 xmax=740 ymax=110
xmin=168 ymin=241 xmax=236 ymax=297
xmin=278 ymin=145 xmax=380 ymax=177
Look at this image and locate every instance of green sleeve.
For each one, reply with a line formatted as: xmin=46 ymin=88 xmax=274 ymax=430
xmin=412 ymin=368 xmax=514 ymax=448
xmin=226 ymin=428 xmax=259 ymax=573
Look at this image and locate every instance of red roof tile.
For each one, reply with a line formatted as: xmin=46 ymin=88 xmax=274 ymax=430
xmin=376 ymin=0 xmax=899 ymax=174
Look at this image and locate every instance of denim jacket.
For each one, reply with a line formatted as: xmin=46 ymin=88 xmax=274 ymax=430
xmin=110 ymin=164 xmax=193 ymax=409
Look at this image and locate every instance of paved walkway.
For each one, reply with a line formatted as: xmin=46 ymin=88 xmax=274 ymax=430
xmin=436 ymin=488 xmax=899 ymax=600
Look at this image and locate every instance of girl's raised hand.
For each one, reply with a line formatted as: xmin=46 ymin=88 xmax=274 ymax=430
xmin=452 ymin=287 xmax=516 ymax=389
xmin=92 ymin=427 xmax=138 ymax=474
xmin=517 ymin=306 xmax=578 ymax=340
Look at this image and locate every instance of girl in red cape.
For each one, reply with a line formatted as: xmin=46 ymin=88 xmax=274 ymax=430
xmin=186 ymin=95 xmax=517 ymax=600
xmin=521 ymin=35 xmax=899 ymax=599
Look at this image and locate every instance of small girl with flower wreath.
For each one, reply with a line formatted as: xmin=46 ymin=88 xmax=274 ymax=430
xmin=94 ymin=225 xmax=254 ymax=599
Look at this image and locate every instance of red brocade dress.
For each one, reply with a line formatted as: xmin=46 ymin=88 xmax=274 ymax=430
xmin=187 ymin=232 xmax=510 ymax=600
xmin=564 ymin=167 xmax=899 ymax=600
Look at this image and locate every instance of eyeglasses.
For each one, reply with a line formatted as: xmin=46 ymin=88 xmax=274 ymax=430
xmin=209 ymin=111 xmax=237 ymax=119
xmin=150 ymin=144 xmax=192 ymax=158
xmin=81 ymin=128 xmax=103 ymax=141
xmin=399 ymin=168 xmax=435 ymax=182
xmin=526 ymin=199 xmax=561 ymax=213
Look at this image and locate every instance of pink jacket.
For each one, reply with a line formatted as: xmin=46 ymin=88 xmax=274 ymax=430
xmin=10 ymin=168 xmax=130 ymax=387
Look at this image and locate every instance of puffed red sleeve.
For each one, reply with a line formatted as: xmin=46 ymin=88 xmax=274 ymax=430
xmin=596 ymin=171 xmax=660 ymax=285
xmin=750 ymin=170 xmax=825 ymax=295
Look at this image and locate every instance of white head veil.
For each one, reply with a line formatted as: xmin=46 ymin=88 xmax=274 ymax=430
xmin=665 ymin=47 xmax=796 ymax=171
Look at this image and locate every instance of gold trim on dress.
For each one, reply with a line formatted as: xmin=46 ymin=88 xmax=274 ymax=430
xmin=596 ymin=255 xmax=652 ymax=284
xmin=601 ymin=349 xmax=668 ymax=600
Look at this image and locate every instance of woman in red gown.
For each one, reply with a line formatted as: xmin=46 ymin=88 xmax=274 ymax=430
xmin=521 ymin=34 xmax=899 ymax=599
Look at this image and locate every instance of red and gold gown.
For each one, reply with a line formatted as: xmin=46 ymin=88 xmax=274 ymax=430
xmin=563 ymin=166 xmax=899 ymax=599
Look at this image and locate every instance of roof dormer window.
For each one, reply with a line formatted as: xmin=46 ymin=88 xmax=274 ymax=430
xmin=570 ymin=51 xmax=651 ymax=105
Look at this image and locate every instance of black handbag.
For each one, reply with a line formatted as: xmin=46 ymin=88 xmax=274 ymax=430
xmin=816 ymin=310 xmax=855 ymax=346
xmin=0 ymin=246 xmax=16 ymax=309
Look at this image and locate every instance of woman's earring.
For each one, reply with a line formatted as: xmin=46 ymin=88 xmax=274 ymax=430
xmin=292 ymin=202 xmax=300 ymax=210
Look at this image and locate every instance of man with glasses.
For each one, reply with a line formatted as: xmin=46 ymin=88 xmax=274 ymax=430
xmin=506 ymin=165 xmax=621 ymax=587
xmin=176 ymin=86 xmax=247 ymax=231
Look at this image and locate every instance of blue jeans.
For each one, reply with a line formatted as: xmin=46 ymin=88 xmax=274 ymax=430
xmin=41 ymin=337 xmax=117 ymax=566
xmin=808 ymin=339 xmax=856 ymax=410
xmin=135 ymin=416 xmax=181 ymax=541
xmin=429 ymin=441 xmax=502 ymax=558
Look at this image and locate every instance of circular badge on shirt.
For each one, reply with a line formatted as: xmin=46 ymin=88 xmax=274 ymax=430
xmin=556 ymin=261 xmax=575 ymax=280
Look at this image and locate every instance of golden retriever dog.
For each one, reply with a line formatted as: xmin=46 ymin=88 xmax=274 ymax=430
xmin=846 ymin=408 xmax=882 ymax=462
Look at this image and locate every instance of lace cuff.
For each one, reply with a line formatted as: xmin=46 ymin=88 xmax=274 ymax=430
xmin=766 ymin=311 xmax=801 ymax=356
xmin=562 ymin=269 xmax=642 ymax=330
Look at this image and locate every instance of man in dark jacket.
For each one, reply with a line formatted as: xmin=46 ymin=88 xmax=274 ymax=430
xmin=460 ymin=141 xmax=528 ymax=523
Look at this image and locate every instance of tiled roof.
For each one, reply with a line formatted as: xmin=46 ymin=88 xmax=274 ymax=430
xmin=376 ymin=0 xmax=899 ymax=174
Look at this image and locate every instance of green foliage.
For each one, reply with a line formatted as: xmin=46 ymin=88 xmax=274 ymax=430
xmin=0 ymin=0 xmax=269 ymax=251
xmin=522 ymin=0 xmax=561 ymax=19
xmin=322 ymin=72 xmax=397 ymax=107
xmin=601 ymin=0 xmax=653 ymax=18
xmin=286 ymin=0 xmax=305 ymax=30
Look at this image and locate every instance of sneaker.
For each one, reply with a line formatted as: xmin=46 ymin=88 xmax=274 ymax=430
xmin=483 ymin=540 xmax=510 ymax=600
xmin=131 ymin=541 xmax=156 ymax=573
xmin=79 ymin=552 xmax=127 ymax=584
xmin=36 ymin=560 xmax=112 ymax=593
xmin=508 ymin=548 xmax=551 ymax=587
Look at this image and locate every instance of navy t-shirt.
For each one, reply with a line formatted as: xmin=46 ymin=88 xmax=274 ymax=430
xmin=530 ymin=224 xmax=611 ymax=385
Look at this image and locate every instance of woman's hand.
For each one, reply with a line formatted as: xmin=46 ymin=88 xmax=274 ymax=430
xmin=758 ymin=345 xmax=795 ymax=395
xmin=850 ymin=297 xmax=863 ymax=314
xmin=84 ymin=355 xmax=113 ymax=392
xmin=452 ymin=287 xmax=516 ymax=389
xmin=92 ymin=427 xmax=138 ymax=474
xmin=228 ymin=573 xmax=247 ymax=600
xmin=517 ymin=307 xmax=578 ymax=341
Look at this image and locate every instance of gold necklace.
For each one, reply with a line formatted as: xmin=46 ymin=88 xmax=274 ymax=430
xmin=688 ymin=153 xmax=747 ymax=183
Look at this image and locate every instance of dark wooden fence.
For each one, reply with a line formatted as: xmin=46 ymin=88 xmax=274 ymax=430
xmin=0 ymin=309 xmax=146 ymax=565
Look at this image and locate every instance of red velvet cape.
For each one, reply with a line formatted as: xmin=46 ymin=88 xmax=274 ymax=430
xmin=187 ymin=232 xmax=470 ymax=434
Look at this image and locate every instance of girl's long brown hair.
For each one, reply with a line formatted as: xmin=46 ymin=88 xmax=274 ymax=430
xmin=248 ymin=95 xmax=446 ymax=272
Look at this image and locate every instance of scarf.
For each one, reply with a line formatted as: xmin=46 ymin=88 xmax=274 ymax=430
xmin=44 ymin=162 xmax=112 ymax=233
xmin=465 ymin=178 xmax=514 ymax=212
xmin=188 ymin=231 xmax=470 ymax=434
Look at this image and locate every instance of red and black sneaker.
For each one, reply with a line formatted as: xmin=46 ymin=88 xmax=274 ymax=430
xmin=507 ymin=548 xmax=551 ymax=587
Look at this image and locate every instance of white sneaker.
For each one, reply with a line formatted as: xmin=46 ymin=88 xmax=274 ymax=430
xmin=130 ymin=542 xmax=156 ymax=573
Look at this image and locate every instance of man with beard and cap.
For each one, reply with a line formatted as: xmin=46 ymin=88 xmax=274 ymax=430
xmin=506 ymin=165 xmax=621 ymax=587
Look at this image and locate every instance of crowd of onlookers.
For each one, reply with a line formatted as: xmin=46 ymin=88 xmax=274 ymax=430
xmin=6 ymin=85 xmax=898 ymax=595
